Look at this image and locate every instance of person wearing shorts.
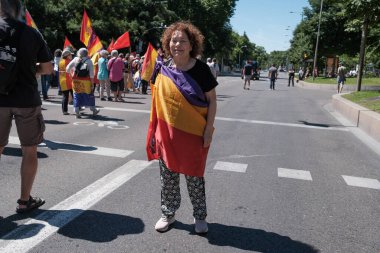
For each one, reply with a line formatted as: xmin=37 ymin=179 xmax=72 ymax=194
xmin=108 ymin=50 xmax=125 ymax=102
xmin=337 ymin=62 xmax=347 ymax=94
xmin=110 ymin=79 xmax=124 ymax=100
xmin=241 ymin=60 xmax=253 ymax=90
xmin=0 ymin=0 xmax=52 ymax=214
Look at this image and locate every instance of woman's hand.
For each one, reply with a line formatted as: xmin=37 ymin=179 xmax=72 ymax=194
xmin=203 ymin=126 xmax=214 ymax=147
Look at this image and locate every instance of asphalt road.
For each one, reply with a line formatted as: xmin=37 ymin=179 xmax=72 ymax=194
xmin=0 ymin=73 xmax=379 ymax=253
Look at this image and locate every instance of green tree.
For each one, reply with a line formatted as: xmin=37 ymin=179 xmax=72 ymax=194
xmin=343 ymin=0 xmax=380 ymax=90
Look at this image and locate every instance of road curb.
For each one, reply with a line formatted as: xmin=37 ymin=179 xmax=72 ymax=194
xmin=332 ymin=94 xmax=380 ymax=143
xmin=296 ymin=80 xmax=380 ymax=143
xmin=296 ymin=80 xmax=380 ymax=91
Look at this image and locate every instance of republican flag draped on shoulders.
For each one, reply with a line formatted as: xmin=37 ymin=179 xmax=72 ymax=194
xmin=146 ymin=62 xmax=210 ymax=177
xmin=141 ymin=43 xmax=158 ymax=82
xmin=25 ymin=9 xmax=38 ymax=30
xmin=80 ymin=10 xmax=103 ymax=56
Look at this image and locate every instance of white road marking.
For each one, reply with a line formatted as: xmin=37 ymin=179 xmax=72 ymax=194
xmin=73 ymin=121 xmax=95 ymax=126
xmin=73 ymin=120 xmax=129 ymax=129
xmin=213 ymin=161 xmax=247 ymax=173
xmin=342 ymin=175 xmax=380 ymax=190
xmin=43 ymin=102 xmax=347 ymax=131
xmin=215 ymin=116 xmax=348 ymax=131
xmin=0 ymin=159 xmax=152 ymax=253
xmin=42 ymin=102 xmax=151 ymax=114
xmin=278 ymin=168 xmax=313 ymax=181
xmin=8 ymin=136 xmax=133 ymax=158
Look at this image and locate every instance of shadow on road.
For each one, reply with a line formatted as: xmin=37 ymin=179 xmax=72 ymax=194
xmin=44 ymin=120 xmax=69 ymax=125
xmin=298 ymin=120 xmax=342 ymax=128
xmin=0 ymin=209 xmax=144 ymax=242
xmin=42 ymin=140 xmax=97 ymax=152
xmin=2 ymin=147 xmax=48 ymax=158
xmin=174 ymin=221 xmax=319 ymax=253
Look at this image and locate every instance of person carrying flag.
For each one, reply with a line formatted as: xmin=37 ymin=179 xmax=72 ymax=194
xmin=58 ymin=49 xmax=74 ymax=115
xmin=147 ymin=21 xmax=218 ymax=234
xmin=66 ymin=48 xmax=100 ymax=118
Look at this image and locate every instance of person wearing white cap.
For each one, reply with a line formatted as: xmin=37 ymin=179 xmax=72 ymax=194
xmin=66 ymin=48 xmax=100 ymax=118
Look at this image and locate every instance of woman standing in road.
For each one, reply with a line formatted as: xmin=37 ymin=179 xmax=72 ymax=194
xmin=146 ymin=21 xmax=218 ymax=234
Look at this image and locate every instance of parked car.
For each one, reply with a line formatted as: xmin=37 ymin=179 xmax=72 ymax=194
xmin=347 ymin=69 xmax=357 ymax=77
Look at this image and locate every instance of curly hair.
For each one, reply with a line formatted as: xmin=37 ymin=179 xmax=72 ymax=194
xmin=161 ymin=21 xmax=204 ymax=59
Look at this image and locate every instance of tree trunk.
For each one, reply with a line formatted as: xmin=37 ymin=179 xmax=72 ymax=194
xmin=357 ymin=15 xmax=369 ymax=91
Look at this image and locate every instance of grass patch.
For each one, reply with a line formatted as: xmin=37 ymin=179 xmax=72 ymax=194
xmin=302 ymin=76 xmax=380 ymax=86
xmin=343 ymin=91 xmax=380 ymax=112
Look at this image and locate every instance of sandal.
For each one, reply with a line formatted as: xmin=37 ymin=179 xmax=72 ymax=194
xmin=16 ymin=196 xmax=45 ymax=214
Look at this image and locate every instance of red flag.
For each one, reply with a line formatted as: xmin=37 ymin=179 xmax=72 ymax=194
xmin=63 ymin=36 xmax=74 ymax=50
xmin=107 ymin=39 xmax=115 ymax=52
xmin=113 ymin=32 xmax=130 ymax=50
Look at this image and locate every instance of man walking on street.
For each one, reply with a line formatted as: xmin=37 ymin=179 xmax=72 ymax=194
xmin=337 ymin=62 xmax=347 ymax=94
xmin=241 ymin=60 xmax=253 ymax=90
xmin=288 ymin=67 xmax=295 ymax=87
xmin=0 ymin=0 xmax=52 ymax=213
xmin=268 ymin=64 xmax=278 ymax=90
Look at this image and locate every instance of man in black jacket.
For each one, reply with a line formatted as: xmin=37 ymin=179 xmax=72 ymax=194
xmin=0 ymin=0 xmax=52 ymax=213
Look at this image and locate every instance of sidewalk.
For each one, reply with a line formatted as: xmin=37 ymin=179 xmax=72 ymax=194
xmin=296 ymin=80 xmax=380 ymax=144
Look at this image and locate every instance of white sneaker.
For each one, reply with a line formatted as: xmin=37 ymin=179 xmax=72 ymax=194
xmin=155 ymin=216 xmax=175 ymax=232
xmin=194 ymin=218 xmax=208 ymax=234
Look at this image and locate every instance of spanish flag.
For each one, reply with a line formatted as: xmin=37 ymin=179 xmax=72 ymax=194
xmin=141 ymin=43 xmax=158 ymax=82
xmin=80 ymin=10 xmax=103 ymax=56
xmin=25 ymin=9 xmax=38 ymax=30
xmin=146 ymin=63 xmax=210 ymax=177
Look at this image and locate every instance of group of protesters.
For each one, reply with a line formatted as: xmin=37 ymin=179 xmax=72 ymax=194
xmin=39 ymin=46 xmax=147 ymax=118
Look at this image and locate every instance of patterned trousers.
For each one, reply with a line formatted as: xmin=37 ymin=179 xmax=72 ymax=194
xmin=159 ymin=159 xmax=207 ymax=220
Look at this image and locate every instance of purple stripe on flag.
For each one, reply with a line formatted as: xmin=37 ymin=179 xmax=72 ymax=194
xmin=160 ymin=66 xmax=208 ymax=107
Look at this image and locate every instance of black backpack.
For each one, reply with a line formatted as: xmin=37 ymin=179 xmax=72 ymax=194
xmin=74 ymin=58 xmax=90 ymax=77
xmin=0 ymin=21 xmax=25 ymax=95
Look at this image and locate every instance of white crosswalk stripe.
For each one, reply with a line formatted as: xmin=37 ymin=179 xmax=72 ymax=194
xmin=0 ymin=159 xmax=152 ymax=253
xmin=342 ymin=175 xmax=380 ymax=190
xmin=8 ymin=136 xmax=133 ymax=158
xmin=278 ymin=168 xmax=313 ymax=181
xmin=213 ymin=161 xmax=248 ymax=173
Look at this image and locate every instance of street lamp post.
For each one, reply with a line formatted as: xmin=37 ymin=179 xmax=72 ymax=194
xmin=312 ymin=0 xmax=323 ymax=80
xmin=238 ymin=45 xmax=247 ymax=68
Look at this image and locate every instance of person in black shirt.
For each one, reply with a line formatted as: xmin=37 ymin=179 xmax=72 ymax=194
xmin=0 ymin=0 xmax=52 ymax=213
xmin=150 ymin=21 xmax=217 ymax=234
xmin=241 ymin=60 xmax=253 ymax=90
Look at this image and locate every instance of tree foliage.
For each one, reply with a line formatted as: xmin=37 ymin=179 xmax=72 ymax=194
xmin=23 ymin=0 xmax=247 ymax=59
xmin=287 ymin=0 xmax=380 ymax=81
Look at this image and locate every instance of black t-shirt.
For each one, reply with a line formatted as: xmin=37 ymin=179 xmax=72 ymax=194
xmin=0 ymin=18 xmax=52 ymax=107
xmin=186 ymin=59 xmax=218 ymax=93
xmin=243 ymin=64 xmax=253 ymax=75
